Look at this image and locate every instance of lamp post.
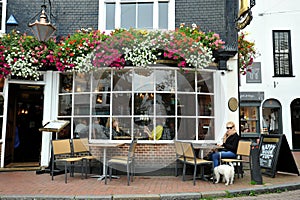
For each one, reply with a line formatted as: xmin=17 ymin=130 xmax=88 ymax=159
xmin=28 ymin=4 xmax=56 ymax=42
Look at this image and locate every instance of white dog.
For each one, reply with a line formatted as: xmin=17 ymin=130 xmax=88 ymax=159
xmin=214 ymin=163 xmax=235 ymax=185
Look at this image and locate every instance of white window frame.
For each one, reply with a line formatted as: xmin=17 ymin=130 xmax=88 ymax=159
xmin=0 ymin=0 xmax=7 ymax=33
xmin=98 ymin=0 xmax=175 ymax=31
xmin=56 ymin=67 xmax=217 ymax=144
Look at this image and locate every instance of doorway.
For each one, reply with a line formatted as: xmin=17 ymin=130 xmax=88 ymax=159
xmin=262 ymin=99 xmax=282 ymax=134
xmin=291 ymin=99 xmax=300 ymax=150
xmin=4 ymin=84 xmax=44 ymax=168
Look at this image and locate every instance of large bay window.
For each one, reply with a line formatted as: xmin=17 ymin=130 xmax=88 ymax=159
xmin=57 ymin=67 xmax=215 ymax=142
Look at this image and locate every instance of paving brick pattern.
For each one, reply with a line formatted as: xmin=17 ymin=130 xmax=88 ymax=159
xmin=0 ymin=152 xmax=299 ymax=199
xmin=0 ymin=169 xmax=299 ymax=197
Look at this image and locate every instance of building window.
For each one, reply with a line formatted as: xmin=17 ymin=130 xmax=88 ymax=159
xmin=121 ymin=2 xmax=153 ymax=29
xmin=57 ymin=67 xmax=215 ymax=142
xmin=273 ymin=30 xmax=293 ymax=77
xmin=0 ymin=0 xmax=7 ymax=33
xmin=101 ymin=0 xmax=174 ymax=30
xmin=240 ymin=104 xmax=260 ymax=136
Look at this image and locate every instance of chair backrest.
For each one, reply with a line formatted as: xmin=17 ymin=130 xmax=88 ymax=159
xmin=52 ymin=139 xmax=72 ymax=156
xmin=181 ymin=142 xmax=195 ymax=159
xmin=174 ymin=141 xmax=184 ymax=157
xmin=72 ymin=138 xmax=90 ymax=154
xmin=236 ymin=140 xmax=252 ymax=156
xmin=128 ymin=139 xmax=138 ymax=160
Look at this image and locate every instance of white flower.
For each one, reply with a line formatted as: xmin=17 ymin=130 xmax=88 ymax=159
xmin=192 ymin=23 xmax=197 ymax=30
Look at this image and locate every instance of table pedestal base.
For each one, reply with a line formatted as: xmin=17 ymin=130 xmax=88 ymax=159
xmin=90 ymin=174 xmax=120 ymax=180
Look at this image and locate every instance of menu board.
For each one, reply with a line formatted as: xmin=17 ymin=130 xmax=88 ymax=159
xmin=258 ymin=134 xmax=299 ymax=177
xmin=39 ymin=120 xmax=69 ymax=132
xmin=259 ymin=139 xmax=279 ymax=169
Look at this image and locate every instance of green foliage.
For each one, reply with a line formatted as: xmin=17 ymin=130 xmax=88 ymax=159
xmin=238 ymin=32 xmax=258 ymax=75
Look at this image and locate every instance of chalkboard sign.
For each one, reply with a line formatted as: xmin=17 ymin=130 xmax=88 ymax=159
xmin=259 ymin=142 xmax=278 ymax=169
xmin=258 ymin=134 xmax=299 ymax=177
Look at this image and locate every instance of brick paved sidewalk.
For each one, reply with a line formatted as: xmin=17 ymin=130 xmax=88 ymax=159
xmin=0 ymin=169 xmax=299 ymax=199
xmin=0 ymin=152 xmax=299 ymax=199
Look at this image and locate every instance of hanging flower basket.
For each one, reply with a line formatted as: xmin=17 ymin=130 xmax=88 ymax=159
xmin=0 ymin=25 xmax=227 ymax=80
xmin=238 ymin=32 xmax=259 ymax=75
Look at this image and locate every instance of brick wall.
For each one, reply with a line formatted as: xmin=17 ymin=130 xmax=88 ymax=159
xmin=7 ymin=0 xmax=237 ymax=43
xmin=90 ymin=143 xmax=176 ymax=171
xmin=175 ymin=0 xmax=238 ymax=51
xmin=7 ymin=0 xmax=99 ymax=38
xmin=175 ymin=0 xmax=225 ymax=35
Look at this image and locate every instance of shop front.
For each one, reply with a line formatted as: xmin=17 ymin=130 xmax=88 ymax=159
xmin=239 ymin=92 xmax=264 ymax=139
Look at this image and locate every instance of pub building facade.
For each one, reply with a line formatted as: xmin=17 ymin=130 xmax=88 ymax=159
xmin=0 ymin=0 xmax=241 ymax=173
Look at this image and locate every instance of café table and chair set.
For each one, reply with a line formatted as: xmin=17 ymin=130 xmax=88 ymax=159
xmin=50 ymin=137 xmax=137 ymax=185
xmin=50 ymin=137 xmax=250 ymax=186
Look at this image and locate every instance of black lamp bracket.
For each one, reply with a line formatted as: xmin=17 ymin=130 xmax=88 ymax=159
xmin=28 ymin=0 xmax=56 ymax=26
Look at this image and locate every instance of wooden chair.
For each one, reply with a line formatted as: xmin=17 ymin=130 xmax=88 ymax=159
xmin=174 ymin=141 xmax=185 ymax=179
xmin=71 ymin=138 xmax=97 ymax=179
xmin=51 ymin=139 xmax=83 ymax=183
xmin=105 ymin=139 xmax=138 ymax=186
xmin=181 ymin=142 xmax=213 ymax=186
xmin=221 ymin=140 xmax=252 ymax=178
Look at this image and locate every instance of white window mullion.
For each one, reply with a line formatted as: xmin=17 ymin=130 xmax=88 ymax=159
xmin=71 ymin=72 xmax=76 ymax=139
xmin=98 ymin=0 xmax=105 ymax=30
xmin=195 ymin=71 xmax=198 ymax=140
xmin=108 ymin=69 xmax=112 ymax=140
xmin=89 ymin=73 xmax=93 ymax=141
xmin=175 ymin=70 xmax=178 ymax=140
xmin=135 ymin=3 xmax=138 ymax=28
xmin=115 ymin=0 xmax=121 ymax=29
xmin=168 ymin=0 xmax=175 ymax=30
xmin=153 ymin=0 xmax=158 ymax=29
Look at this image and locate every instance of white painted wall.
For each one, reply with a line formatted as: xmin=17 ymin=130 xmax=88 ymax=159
xmin=40 ymin=71 xmax=62 ymax=168
xmin=215 ymin=56 xmax=239 ymax=143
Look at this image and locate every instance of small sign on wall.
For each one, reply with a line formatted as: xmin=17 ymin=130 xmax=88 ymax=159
xmin=246 ymin=62 xmax=261 ymax=83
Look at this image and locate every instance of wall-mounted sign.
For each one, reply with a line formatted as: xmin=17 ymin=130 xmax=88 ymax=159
xmin=228 ymin=97 xmax=238 ymax=112
xmin=246 ymin=62 xmax=262 ymax=83
xmin=236 ymin=0 xmax=256 ymax=30
xmin=6 ymin=15 xmax=18 ymax=25
xmin=240 ymin=91 xmax=264 ymax=101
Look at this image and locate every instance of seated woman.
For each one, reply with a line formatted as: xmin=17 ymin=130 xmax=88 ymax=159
xmin=211 ymin=121 xmax=240 ymax=168
xmin=143 ymin=118 xmax=164 ymax=140
xmin=106 ymin=118 xmax=130 ymax=139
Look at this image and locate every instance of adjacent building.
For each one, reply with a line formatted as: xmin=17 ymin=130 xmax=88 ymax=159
xmin=240 ymin=0 xmax=300 ymax=150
